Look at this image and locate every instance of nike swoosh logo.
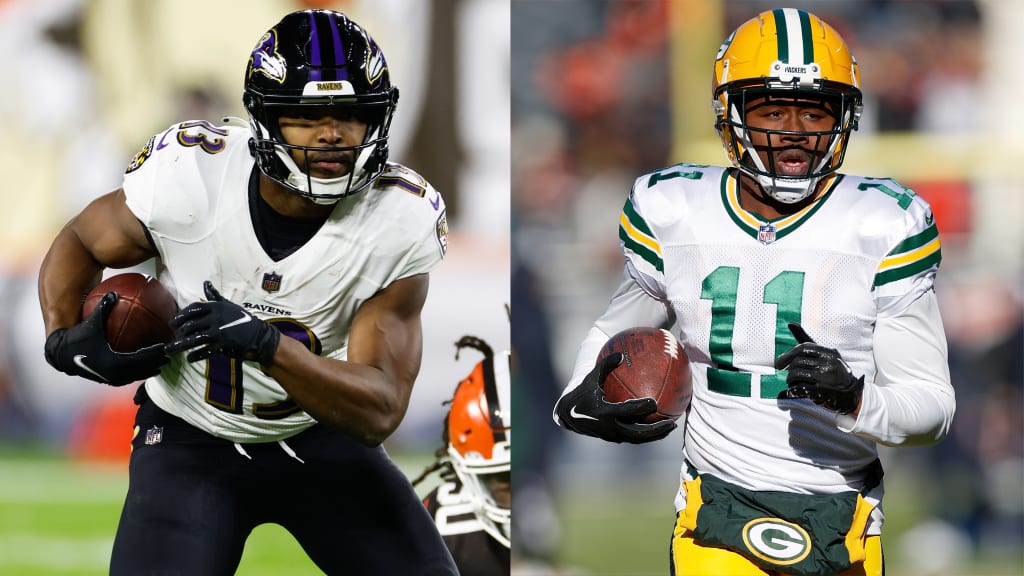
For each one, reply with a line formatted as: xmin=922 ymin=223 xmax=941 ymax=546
xmin=73 ymin=355 xmax=109 ymax=383
xmin=219 ymin=313 xmax=252 ymax=330
xmin=155 ymin=127 xmax=174 ymax=150
xmin=569 ymin=405 xmax=598 ymax=421
xmin=429 ymin=192 xmax=441 ymax=210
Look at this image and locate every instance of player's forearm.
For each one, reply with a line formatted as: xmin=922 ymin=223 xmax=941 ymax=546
xmin=267 ymin=336 xmax=411 ymax=446
xmin=837 ymin=381 xmax=954 ymax=446
xmin=38 ymin=225 xmax=104 ymax=335
xmin=836 ymin=290 xmax=955 ymax=446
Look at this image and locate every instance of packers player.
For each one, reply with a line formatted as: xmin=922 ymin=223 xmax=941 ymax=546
xmin=39 ymin=9 xmax=456 ymax=574
xmin=555 ymin=8 xmax=955 ymax=575
xmin=414 ymin=335 xmax=512 ymax=576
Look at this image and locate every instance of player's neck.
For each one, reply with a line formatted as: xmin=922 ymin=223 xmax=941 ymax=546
xmin=737 ymin=173 xmax=820 ymax=220
xmin=258 ymin=175 xmax=336 ymax=219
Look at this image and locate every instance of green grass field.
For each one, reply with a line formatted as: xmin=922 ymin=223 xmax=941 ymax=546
xmin=3 ymin=445 xmax=1021 ymax=575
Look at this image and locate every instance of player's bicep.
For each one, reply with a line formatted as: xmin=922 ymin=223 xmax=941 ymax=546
xmin=347 ymin=273 xmax=430 ymax=392
xmin=71 ymin=188 xmax=156 ymax=268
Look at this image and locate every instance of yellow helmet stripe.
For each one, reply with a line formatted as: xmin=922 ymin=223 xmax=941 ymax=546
xmin=774 ymin=8 xmax=814 ymax=65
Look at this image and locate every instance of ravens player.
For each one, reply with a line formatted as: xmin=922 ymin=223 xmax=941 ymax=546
xmin=414 ymin=336 xmax=511 ymax=576
xmin=39 ymin=9 xmax=455 ymax=575
xmin=555 ymin=8 xmax=955 ymax=576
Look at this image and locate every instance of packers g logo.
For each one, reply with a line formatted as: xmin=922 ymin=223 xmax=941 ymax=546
xmin=741 ymin=518 xmax=811 ymax=565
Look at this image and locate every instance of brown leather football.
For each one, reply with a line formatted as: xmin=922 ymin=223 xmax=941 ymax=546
xmin=82 ymin=273 xmax=178 ymax=353
xmin=597 ymin=327 xmax=692 ymax=423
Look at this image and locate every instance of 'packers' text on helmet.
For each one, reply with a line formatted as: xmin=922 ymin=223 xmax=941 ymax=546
xmin=447 ymin=336 xmax=511 ymax=548
xmin=712 ymin=8 xmax=862 ymax=203
xmin=244 ymin=10 xmax=398 ymax=203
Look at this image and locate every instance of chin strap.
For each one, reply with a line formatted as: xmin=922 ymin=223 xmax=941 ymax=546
xmin=754 ymin=172 xmax=819 ymax=204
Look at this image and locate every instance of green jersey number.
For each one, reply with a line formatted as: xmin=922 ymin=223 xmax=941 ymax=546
xmin=857 ymin=179 xmax=917 ymax=210
xmin=700 ymin=266 xmax=804 ymax=398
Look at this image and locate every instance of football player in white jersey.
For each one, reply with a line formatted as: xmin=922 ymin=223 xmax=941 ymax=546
xmin=38 ymin=9 xmax=457 ymax=575
xmin=554 ymin=8 xmax=955 ymax=576
xmin=414 ymin=336 xmax=512 ymax=576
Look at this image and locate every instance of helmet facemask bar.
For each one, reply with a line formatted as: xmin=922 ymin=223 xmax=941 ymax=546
xmin=716 ymin=81 xmax=861 ymax=204
xmin=448 ymin=445 xmax=511 ymax=547
xmin=247 ymin=94 xmax=395 ymax=203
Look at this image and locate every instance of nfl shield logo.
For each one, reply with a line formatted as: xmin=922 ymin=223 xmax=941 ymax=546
xmin=144 ymin=426 xmax=163 ymax=445
xmin=262 ymin=272 xmax=282 ymax=293
xmin=757 ymin=224 xmax=777 ymax=245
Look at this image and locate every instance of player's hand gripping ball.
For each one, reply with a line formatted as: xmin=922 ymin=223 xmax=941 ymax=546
xmin=597 ymin=327 xmax=692 ymax=423
xmin=44 ymin=273 xmax=174 ymax=386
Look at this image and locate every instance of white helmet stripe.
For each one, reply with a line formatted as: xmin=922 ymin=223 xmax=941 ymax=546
xmin=776 ymin=8 xmax=812 ymax=65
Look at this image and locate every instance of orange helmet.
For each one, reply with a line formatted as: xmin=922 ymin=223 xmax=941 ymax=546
xmin=447 ymin=337 xmax=511 ymax=547
xmin=712 ymin=8 xmax=862 ymax=203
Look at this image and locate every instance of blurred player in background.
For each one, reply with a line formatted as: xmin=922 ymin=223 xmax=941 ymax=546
xmin=37 ymin=9 xmax=456 ymax=574
xmin=554 ymin=8 xmax=955 ymax=575
xmin=414 ymin=335 xmax=512 ymax=576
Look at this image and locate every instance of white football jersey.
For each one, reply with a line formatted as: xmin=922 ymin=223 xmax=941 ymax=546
xmin=619 ymin=164 xmax=941 ymax=494
xmin=122 ymin=119 xmax=447 ymax=442
xmin=428 ymin=481 xmax=487 ymax=537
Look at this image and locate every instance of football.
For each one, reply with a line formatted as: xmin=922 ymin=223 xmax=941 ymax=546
xmin=597 ymin=327 xmax=692 ymax=423
xmin=81 ymin=273 xmax=178 ymax=353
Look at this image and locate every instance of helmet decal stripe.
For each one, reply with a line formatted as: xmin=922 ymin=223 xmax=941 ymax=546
xmin=798 ymin=10 xmax=814 ymax=64
xmin=774 ymin=8 xmax=813 ymax=65
xmin=482 ymin=351 xmax=507 ymax=443
xmin=773 ymin=9 xmax=789 ymax=63
xmin=307 ymin=11 xmax=322 ymax=81
xmin=327 ymin=12 xmax=348 ymax=82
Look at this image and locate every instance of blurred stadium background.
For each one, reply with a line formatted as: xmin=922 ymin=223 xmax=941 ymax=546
xmin=511 ymin=1 xmax=1022 ymax=575
xmin=0 ymin=0 xmax=508 ymax=573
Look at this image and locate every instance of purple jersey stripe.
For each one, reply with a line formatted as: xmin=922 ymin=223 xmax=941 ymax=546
xmin=328 ymin=12 xmax=348 ymax=81
xmin=308 ymin=11 xmax=322 ymax=81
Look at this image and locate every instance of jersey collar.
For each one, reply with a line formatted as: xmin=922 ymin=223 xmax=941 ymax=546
xmin=720 ymin=169 xmax=841 ymax=244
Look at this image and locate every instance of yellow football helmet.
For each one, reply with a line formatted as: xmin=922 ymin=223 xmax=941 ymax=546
xmin=712 ymin=8 xmax=863 ymax=203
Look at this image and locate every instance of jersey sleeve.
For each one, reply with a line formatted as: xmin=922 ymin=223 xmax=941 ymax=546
xmin=380 ymin=167 xmax=447 ymax=281
xmin=403 ymin=183 xmax=447 ymax=275
xmin=619 ymin=177 xmax=668 ymax=300
xmin=122 ymin=120 xmax=245 ymax=248
xmin=837 ymin=289 xmax=955 ymax=446
xmin=121 ymin=124 xmax=177 ymax=237
xmin=872 ymin=180 xmax=942 ymax=318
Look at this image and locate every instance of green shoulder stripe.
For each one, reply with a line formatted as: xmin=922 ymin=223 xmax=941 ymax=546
xmin=619 ymin=197 xmax=663 ymax=273
xmin=874 ymin=250 xmax=941 ymax=288
xmin=622 ymin=197 xmax=655 ymax=238
xmin=887 ymin=223 xmax=938 ymax=257
xmin=619 ymin=226 xmax=664 ymax=273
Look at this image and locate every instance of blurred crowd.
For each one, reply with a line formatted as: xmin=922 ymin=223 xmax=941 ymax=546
xmin=511 ymin=0 xmax=1021 ymax=573
xmin=0 ymin=0 xmax=510 ymax=451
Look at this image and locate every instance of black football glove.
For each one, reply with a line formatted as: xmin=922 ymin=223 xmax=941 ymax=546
xmin=555 ymin=352 xmax=677 ymax=444
xmin=165 ymin=281 xmax=280 ymax=365
xmin=775 ymin=322 xmax=864 ymax=414
xmin=44 ymin=291 xmax=169 ymax=386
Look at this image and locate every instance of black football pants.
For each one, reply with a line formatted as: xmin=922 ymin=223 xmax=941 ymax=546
xmin=109 ymin=393 xmax=457 ymax=575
